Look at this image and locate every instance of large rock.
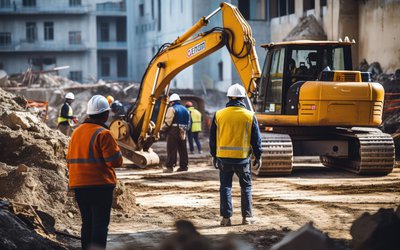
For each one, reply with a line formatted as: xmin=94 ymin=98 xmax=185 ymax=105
xmin=271 ymin=222 xmax=345 ymax=250
xmin=350 ymin=207 xmax=400 ymax=250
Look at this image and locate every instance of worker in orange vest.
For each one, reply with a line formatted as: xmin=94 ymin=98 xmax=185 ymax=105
xmin=67 ymin=95 xmax=123 ymax=250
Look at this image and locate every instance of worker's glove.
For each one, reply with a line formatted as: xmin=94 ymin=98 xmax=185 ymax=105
xmin=253 ymin=158 xmax=262 ymax=171
xmin=213 ymin=157 xmax=219 ymax=169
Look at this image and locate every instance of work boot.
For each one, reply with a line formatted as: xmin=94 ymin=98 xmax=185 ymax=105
xmin=198 ymin=150 xmax=203 ymax=154
xmin=220 ymin=217 xmax=231 ymax=226
xmin=242 ymin=216 xmax=255 ymax=225
xmin=176 ymin=167 xmax=188 ymax=172
xmin=163 ymin=166 xmax=173 ymax=173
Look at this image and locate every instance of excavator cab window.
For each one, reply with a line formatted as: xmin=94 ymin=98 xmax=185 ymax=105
xmin=261 ymin=47 xmax=285 ymax=114
xmin=258 ymin=44 xmax=353 ymax=116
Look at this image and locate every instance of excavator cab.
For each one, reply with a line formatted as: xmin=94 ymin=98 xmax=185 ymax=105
xmin=256 ymin=41 xmax=353 ymax=116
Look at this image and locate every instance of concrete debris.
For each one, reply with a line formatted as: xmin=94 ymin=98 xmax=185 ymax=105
xmin=159 ymin=220 xmax=213 ymax=250
xmin=283 ymin=15 xmax=327 ymax=41
xmin=0 ymin=70 xmax=7 ymax=87
xmin=0 ymin=199 xmax=66 ymax=250
xmin=350 ymin=206 xmax=400 ymax=250
xmin=271 ymin=222 xmax=345 ymax=250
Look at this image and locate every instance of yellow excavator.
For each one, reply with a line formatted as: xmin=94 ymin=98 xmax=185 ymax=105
xmin=110 ymin=2 xmax=395 ymax=175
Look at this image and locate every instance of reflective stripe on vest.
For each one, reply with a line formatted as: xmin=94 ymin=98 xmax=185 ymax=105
xmin=188 ymin=107 xmax=202 ymax=132
xmin=215 ymin=106 xmax=253 ymax=159
xmin=67 ymin=128 xmax=122 ymax=164
xmin=58 ymin=104 xmax=73 ymax=125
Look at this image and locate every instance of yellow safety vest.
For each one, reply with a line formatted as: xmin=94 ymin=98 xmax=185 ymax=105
xmin=188 ymin=107 xmax=202 ymax=132
xmin=215 ymin=106 xmax=253 ymax=159
xmin=58 ymin=103 xmax=73 ymax=126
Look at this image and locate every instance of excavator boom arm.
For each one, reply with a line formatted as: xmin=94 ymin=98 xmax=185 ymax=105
xmin=126 ymin=2 xmax=261 ymax=150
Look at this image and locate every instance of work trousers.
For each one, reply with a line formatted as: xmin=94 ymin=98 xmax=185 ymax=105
xmin=58 ymin=123 xmax=73 ymax=136
xmin=74 ymin=186 xmax=114 ymax=250
xmin=219 ymin=162 xmax=252 ymax=218
xmin=166 ymin=126 xmax=188 ymax=168
xmin=188 ymin=131 xmax=202 ymax=153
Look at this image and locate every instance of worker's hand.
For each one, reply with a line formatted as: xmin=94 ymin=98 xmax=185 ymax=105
xmin=253 ymin=158 xmax=262 ymax=170
xmin=72 ymin=117 xmax=78 ymax=124
xmin=213 ymin=157 xmax=219 ymax=169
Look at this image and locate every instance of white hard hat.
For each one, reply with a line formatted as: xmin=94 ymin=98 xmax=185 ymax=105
xmin=87 ymin=95 xmax=111 ymax=115
xmin=227 ymin=83 xmax=246 ymax=98
xmin=65 ymin=92 xmax=75 ymax=100
xmin=169 ymin=93 xmax=181 ymax=102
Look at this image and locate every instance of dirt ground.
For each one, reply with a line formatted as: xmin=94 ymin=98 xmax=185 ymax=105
xmin=77 ymin=140 xmax=400 ymax=250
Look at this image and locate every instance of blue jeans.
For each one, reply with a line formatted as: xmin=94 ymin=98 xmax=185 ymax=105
xmin=219 ymin=162 xmax=252 ymax=218
xmin=187 ymin=131 xmax=202 ymax=152
xmin=75 ymin=186 xmax=114 ymax=250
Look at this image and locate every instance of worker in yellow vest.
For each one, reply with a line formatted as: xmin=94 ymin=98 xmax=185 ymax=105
xmin=57 ymin=92 xmax=77 ymax=136
xmin=185 ymin=101 xmax=202 ymax=154
xmin=209 ymin=83 xmax=262 ymax=227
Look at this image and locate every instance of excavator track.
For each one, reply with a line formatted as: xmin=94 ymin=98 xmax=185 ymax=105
xmin=320 ymin=128 xmax=395 ymax=175
xmin=254 ymin=133 xmax=293 ymax=176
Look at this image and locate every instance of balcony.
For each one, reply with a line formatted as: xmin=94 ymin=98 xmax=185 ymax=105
xmin=0 ymin=3 xmax=91 ymax=15
xmin=97 ymin=41 xmax=127 ymax=50
xmin=96 ymin=1 xmax=126 ymax=16
xmin=0 ymin=40 xmax=90 ymax=52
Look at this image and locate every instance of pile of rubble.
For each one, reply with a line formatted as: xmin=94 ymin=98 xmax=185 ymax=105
xmin=0 ymin=88 xmax=136 ymax=249
xmin=132 ymin=205 xmax=400 ymax=250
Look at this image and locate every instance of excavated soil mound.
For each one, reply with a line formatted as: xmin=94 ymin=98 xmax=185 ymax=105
xmin=0 ymin=88 xmax=137 ymax=248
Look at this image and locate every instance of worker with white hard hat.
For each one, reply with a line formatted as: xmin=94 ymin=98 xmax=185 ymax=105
xmin=209 ymin=83 xmax=262 ymax=227
xmin=57 ymin=92 xmax=77 ymax=136
xmin=160 ymin=93 xmax=190 ymax=173
xmin=67 ymin=95 xmax=122 ymax=250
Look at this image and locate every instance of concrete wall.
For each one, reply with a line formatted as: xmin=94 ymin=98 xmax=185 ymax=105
xmin=358 ymin=0 xmax=400 ymax=72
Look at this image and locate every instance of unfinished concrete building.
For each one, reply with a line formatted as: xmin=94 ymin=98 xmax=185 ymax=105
xmin=0 ymin=0 xmax=128 ymax=82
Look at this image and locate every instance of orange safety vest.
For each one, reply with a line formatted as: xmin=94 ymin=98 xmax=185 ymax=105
xmin=67 ymin=122 xmax=123 ymax=189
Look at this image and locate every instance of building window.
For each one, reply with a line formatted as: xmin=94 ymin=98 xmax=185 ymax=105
xmin=289 ymin=0 xmax=294 ymax=14
xmin=303 ymin=0 xmax=315 ymax=12
xmin=0 ymin=0 xmax=11 ymax=8
xmin=100 ymin=22 xmax=109 ymax=41
xmin=151 ymin=0 xmax=154 ymax=19
xmin=218 ymin=61 xmax=223 ymax=81
xmin=101 ymin=57 xmax=110 ymax=77
xmin=23 ymin=0 xmax=35 ymax=7
xmin=157 ymin=0 xmax=161 ymax=31
xmin=270 ymin=0 xmax=294 ymax=18
xmin=239 ymin=0 xmax=269 ymax=20
xmin=70 ymin=71 xmax=82 ymax=82
xmin=139 ymin=3 xmax=144 ymax=17
xmin=0 ymin=32 xmax=11 ymax=46
xmin=320 ymin=0 xmax=327 ymax=7
xmin=69 ymin=0 xmax=81 ymax=6
xmin=69 ymin=31 xmax=81 ymax=44
xmin=26 ymin=22 xmax=37 ymax=42
xmin=44 ymin=22 xmax=54 ymax=41
xmin=30 ymin=57 xmax=56 ymax=70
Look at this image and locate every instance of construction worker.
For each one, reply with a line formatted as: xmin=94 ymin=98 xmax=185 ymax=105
xmin=160 ymin=93 xmax=190 ymax=172
xmin=209 ymin=83 xmax=262 ymax=226
xmin=185 ymin=101 xmax=203 ymax=154
xmin=67 ymin=95 xmax=123 ymax=250
xmin=57 ymin=92 xmax=77 ymax=136
xmin=106 ymin=95 xmax=114 ymax=106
